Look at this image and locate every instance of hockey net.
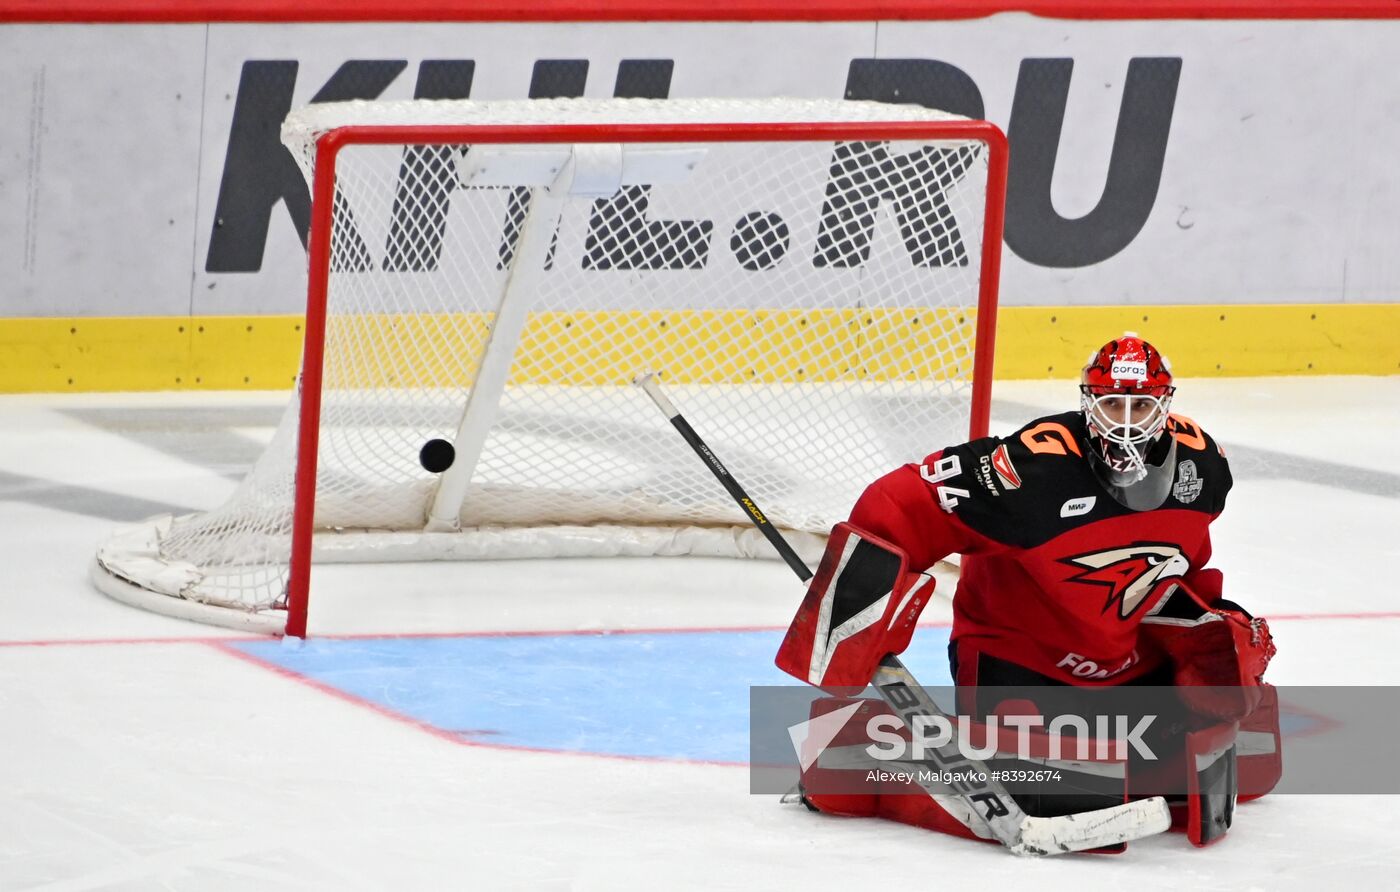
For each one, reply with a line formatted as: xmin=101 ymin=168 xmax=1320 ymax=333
xmin=91 ymin=98 xmax=1006 ymax=635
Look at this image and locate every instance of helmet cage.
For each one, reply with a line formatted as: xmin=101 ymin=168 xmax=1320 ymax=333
xmin=1079 ymin=333 xmax=1175 ymax=482
xmin=1079 ymin=385 xmax=1175 ymax=477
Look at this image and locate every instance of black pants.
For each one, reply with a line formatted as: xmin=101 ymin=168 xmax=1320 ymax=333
xmin=947 ymin=644 xmax=1185 ymax=819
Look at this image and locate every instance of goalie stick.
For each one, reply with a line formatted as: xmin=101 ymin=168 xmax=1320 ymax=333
xmin=634 ymin=371 xmax=1171 ymax=856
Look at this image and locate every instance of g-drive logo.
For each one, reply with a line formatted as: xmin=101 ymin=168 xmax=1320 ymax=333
xmin=787 ymin=704 xmax=1159 ymax=768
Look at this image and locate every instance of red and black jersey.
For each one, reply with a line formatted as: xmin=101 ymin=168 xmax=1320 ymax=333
xmin=848 ymin=411 xmax=1232 ymax=685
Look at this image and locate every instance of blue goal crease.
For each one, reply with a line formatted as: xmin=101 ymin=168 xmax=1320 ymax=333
xmin=232 ymin=628 xmax=956 ymax=762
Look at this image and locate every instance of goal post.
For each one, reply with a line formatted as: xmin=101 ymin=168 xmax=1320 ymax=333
xmin=91 ymin=98 xmax=1007 ymax=637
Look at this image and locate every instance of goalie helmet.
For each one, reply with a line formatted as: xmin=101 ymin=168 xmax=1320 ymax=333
xmin=1080 ymin=333 xmax=1175 ymax=484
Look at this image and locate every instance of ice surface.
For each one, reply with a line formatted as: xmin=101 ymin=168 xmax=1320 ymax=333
xmin=1 ymin=378 xmax=1398 ymax=888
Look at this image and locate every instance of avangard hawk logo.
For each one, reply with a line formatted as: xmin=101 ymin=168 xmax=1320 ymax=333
xmin=1062 ymin=544 xmax=1190 ymax=619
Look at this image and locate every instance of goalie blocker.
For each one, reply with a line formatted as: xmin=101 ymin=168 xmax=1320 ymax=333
xmin=776 ymin=523 xmax=1281 ymax=849
xmin=775 ymin=522 xmax=936 ymax=691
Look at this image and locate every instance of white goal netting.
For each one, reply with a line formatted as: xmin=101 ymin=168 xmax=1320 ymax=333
xmin=92 ymin=98 xmax=1002 ymax=634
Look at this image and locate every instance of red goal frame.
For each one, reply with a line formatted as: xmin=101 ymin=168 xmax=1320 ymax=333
xmin=285 ymin=119 xmax=1008 ymax=637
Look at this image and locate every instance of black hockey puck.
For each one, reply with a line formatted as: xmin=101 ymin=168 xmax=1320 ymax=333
xmin=419 ymin=438 xmax=455 ymax=473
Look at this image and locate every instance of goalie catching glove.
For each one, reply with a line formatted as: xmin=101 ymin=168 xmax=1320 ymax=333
xmin=1141 ymin=570 xmax=1277 ymax=722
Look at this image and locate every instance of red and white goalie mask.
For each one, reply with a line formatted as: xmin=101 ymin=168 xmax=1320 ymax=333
xmin=1080 ymin=333 xmax=1176 ymax=483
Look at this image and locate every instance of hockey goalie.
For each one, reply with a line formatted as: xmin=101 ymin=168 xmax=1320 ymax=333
xmin=776 ymin=334 xmax=1280 ymax=850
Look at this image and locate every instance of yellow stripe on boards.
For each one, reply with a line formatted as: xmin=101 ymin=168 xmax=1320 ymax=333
xmin=313 ymin=308 xmax=973 ymax=389
xmin=992 ymin=305 xmax=1400 ymax=379
xmin=0 ymin=316 xmax=305 ymax=393
xmin=0 ymin=304 xmax=1395 ymax=393
xmin=515 ymin=308 xmax=975 ymax=386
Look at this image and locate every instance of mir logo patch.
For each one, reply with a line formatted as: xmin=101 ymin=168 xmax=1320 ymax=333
xmin=1060 ymin=496 xmax=1096 ymax=518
